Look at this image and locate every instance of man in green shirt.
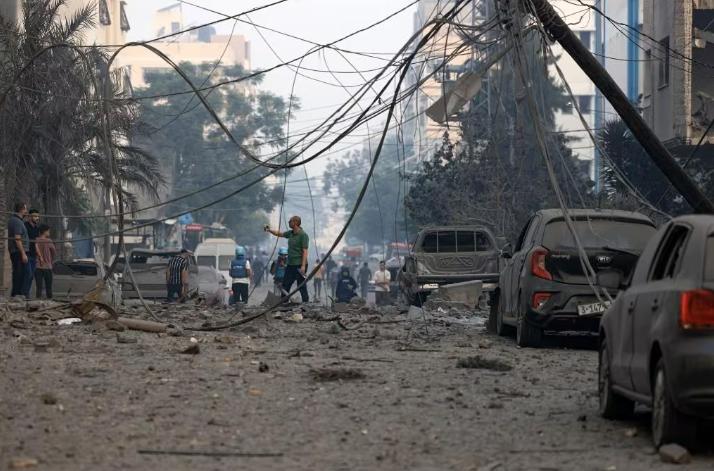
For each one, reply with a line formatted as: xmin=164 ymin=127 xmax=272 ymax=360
xmin=265 ymin=215 xmax=310 ymax=302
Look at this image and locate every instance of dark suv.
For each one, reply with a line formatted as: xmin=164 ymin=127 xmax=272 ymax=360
xmin=490 ymin=209 xmax=656 ymax=347
xmin=400 ymin=226 xmax=500 ymax=305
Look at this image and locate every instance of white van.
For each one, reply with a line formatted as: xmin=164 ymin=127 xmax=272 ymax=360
xmin=194 ymin=238 xmax=237 ymax=294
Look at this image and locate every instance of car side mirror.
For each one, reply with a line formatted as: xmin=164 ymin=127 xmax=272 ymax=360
xmin=597 ymin=270 xmax=624 ymax=291
xmin=500 ymin=243 xmax=513 ymax=259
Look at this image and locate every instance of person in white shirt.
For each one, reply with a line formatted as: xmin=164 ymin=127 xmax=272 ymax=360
xmin=373 ymin=260 xmax=391 ymax=306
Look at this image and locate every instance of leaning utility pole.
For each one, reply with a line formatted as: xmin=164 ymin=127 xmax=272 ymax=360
xmin=526 ymin=0 xmax=714 ymax=213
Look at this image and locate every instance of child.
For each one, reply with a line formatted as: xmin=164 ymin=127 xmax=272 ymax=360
xmin=34 ymin=224 xmax=56 ymax=299
xmin=270 ymin=247 xmax=288 ymax=296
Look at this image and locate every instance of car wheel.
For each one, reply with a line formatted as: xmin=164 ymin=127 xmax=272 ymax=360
xmin=651 ymin=359 xmax=697 ymax=448
xmin=516 ymin=310 xmax=542 ymax=347
xmin=598 ymin=339 xmax=634 ymax=419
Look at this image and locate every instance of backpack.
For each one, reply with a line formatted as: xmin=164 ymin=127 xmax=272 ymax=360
xmin=229 ymin=258 xmax=247 ymax=278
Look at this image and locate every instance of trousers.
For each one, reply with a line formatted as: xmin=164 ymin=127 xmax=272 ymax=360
xmin=282 ymin=265 xmax=309 ymax=302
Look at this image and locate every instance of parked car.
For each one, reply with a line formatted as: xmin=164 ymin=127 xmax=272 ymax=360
xmin=400 ymin=226 xmax=500 ymax=305
xmin=599 ymin=214 xmax=714 ymax=447
xmin=197 ymin=265 xmax=229 ymax=306
xmin=119 ymin=249 xmax=199 ymax=299
xmin=491 ymin=209 xmax=656 ymax=347
xmin=52 ymin=259 xmax=106 ymax=299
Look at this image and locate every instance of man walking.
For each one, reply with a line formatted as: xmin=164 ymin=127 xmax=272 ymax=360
xmin=7 ymin=202 xmax=29 ymax=298
xmin=358 ymin=262 xmax=372 ymax=299
xmin=23 ymin=208 xmax=41 ymax=297
xmin=166 ymin=249 xmax=190 ymax=303
xmin=373 ymin=260 xmax=391 ymax=306
xmin=313 ymin=258 xmax=325 ymax=300
xmin=264 ymin=215 xmax=309 ymax=303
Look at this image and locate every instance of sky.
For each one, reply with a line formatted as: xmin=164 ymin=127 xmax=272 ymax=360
xmin=124 ymin=0 xmax=419 ymax=247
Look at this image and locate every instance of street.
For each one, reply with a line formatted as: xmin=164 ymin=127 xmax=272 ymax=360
xmin=2 ymin=299 xmax=713 ymax=470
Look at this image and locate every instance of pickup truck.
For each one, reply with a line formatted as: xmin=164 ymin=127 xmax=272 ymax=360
xmin=399 ymin=226 xmax=500 ymax=305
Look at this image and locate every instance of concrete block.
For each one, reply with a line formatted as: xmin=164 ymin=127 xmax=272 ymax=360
xmin=437 ymin=280 xmax=483 ymax=308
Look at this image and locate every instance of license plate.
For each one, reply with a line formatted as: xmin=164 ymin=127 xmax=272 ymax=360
xmin=577 ymin=301 xmax=611 ymax=316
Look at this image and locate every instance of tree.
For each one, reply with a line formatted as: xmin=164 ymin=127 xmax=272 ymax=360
xmin=405 ymin=46 xmax=594 ymax=242
xmin=135 ymin=62 xmax=294 ymax=246
xmin=322 ymin=133 xmax=412 ymax=249
xmin=0 ymin=0 xmax=163 ymax=270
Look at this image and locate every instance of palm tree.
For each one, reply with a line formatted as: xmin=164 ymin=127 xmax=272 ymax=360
xmin=0 ymin=0 xmax=164 ymax=278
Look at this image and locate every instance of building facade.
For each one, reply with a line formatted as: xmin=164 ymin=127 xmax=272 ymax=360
xmin=640 ymin=0 xmax=714 ymax=153
xmin=120 ymin=3 xmax=251 ymax=89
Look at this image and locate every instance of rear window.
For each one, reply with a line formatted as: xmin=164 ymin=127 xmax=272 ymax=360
xmin=542 ymin=219 xmax=655 ymax=252
xmin=197 ymin=256 xmax=216 ymax=268
xmin=420 ymin=230 xmax=493 ymax=253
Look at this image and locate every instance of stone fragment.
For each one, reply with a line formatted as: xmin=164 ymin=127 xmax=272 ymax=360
xmin=659 ymin=443 xmax=691 ymax=464
xmin=116 ymin=333 xmax=137 ymax=344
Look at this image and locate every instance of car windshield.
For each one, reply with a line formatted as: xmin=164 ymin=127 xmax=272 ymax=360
xmin=218 ymin=255 xmax=233 ymax=271
xmin=197 ymin=256 xmax=215 ymax=268
xmin=542 ymin=219 xmax=655 ymax=251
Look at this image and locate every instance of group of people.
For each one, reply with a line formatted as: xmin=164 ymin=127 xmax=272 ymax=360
xmin=7 ymin=202 xmax=57 ymax=300
xmin=331 ymin=260 xmax=392 ymax=304
xmin=163 ymin=213 xmax=394 ymax=307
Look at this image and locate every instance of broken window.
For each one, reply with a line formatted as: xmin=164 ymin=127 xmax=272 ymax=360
xmin=476 ymin=232 xmax=492 ymax=251
xmin=650 ymin=225 xmax=689 ymax=281
xmin=99 ymin=0 xmax=111 ymax=25
xmin=120 ymin=1 xmax=130 ymax=32
xmin=658 ymin=37 xmax=670 ymax=89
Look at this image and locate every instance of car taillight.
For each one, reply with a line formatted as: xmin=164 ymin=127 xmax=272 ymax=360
xmin=532 ymin=292 xmax=552 ymax=310
xmin=680 ymin=289 xmax=714 ymax=329
xmin=531 ymin=246 xmax=552 ymax=280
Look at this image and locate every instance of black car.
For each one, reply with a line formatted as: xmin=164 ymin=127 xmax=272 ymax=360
xmin=599 ymin=215 xmax=714 ymax=447
xmin=490 ymin=209 xmax=656 ymax=347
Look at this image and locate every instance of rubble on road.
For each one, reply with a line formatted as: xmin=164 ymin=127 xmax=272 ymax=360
xmin=659 ymin=444 xmax=692 ymax=464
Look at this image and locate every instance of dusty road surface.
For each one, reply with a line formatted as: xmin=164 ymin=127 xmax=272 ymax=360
xmin=2 ymin=296 xmax=713 ymax=471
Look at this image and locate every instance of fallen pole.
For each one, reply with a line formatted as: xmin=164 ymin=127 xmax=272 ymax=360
xmin=526 ymin=0 xmax=714 ymax=213
xmin=137 ymin=449 xmax=283 ymax=458
xmin=117 ymin=317 xmax=168 ymax=333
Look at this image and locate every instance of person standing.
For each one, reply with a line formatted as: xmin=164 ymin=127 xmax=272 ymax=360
xmin=166 ymin=249 xmax=190 ymax=303
xmin=264 ymin=215 xmax=309 ymax=303
xmin=358 ymin=262 xmax=372 ymax=299
xmin=313 ymin=259 xmax=325 ymax=300
xmin=325 ymin=255 xmax=337 ymax=293
xmin=34 ymin=224 xmax=56 ymax=299
xmin=229 ymin=245 xmax=252 ymax=304
xmin=23 ymin=209 xmax=41 ymax=297
xmin=7 ymin=202 xmax=29 ymax=298
xmin=373 ymin=260 xmax=392 ymax=306
xmin=252 ymin=255 xmax=264 ymax=287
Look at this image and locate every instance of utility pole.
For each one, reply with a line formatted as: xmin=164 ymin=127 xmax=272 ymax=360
xmin=526 ymin=0 xmax=714 ymax=213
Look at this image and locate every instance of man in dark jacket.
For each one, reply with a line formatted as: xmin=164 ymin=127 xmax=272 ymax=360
xmin=7 ymin=202 xmax=29 ymax=298
xmin=335 ymin=266 xmax=358 ymax=303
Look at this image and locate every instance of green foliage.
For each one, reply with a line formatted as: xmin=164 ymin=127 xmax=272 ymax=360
xmin=322 ymin=134 xmax=412 ymax=247
xmin=135 ymin=62 xmax=294 ymax=245
xmin=0 ymin=0 xmax=164 ymax=236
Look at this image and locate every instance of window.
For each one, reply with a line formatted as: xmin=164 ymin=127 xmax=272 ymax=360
xmin=705 ymin=236 xmax=714 ymax=281
xmin=99 ymin=0 xmax=111 ymax=25
xmin=218 ymin=255 xmax=233 ymax=271
xmin=543 ymin=219 xmax=656 ymax=252
xmin=578 ymin=31 xmax=592 ymax=50
xmin=658 ymin=37 xmax=670 ymax=88
xmin=650 ymin=225 xmax=689 ymax=281
xmin=171 ymin=21 xmax=181 ymax=34
xmin=578 ymin=95 xmax=592 ymax=113
xmin=437 ymin=231 xmax=457 ymax=253
xmin=476 ymin=232 xmax=493 ymax=251
xmin=422 ymin=232 xmax=438 ymax=253
xmin=120 ymin=1 xmax=130 ymax=32
xmin=197 ymin=256 xmax=216 ymax=268
xmin=456 ymin=231 xmax=475 ymax=252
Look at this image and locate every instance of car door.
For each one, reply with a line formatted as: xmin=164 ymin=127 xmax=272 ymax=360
xmin=502 ymin=216 xmax=537 ymax=320
xmin=507 ymin=216 xmax=541 ymax=320
xmin=629 ymin=223 xmax=691 ymax=394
